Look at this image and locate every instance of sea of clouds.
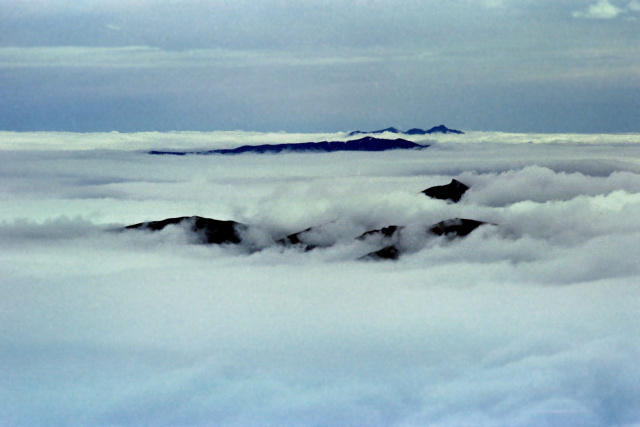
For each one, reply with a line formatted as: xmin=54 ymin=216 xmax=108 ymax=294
xmin=1 ymin=131 xmax=640 ymax=426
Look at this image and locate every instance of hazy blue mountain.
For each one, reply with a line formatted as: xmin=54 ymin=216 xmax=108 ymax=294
xmin=150 ymin=136 xmax=427 ymax=155
xmin=349 ymin=125 xmax=464 ymax=136
xmin=422 ymin=125 xmax=464 ymax=134
xmin=347 ymin=127 xmax=401 ymax=136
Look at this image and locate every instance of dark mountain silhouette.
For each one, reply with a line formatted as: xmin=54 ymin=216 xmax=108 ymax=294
xmin=348 ymin=127 xmax=401 ymax=136
xmin=356 ymin=225 xmax=402 ymax=240
xmin=421 ymin=179 xmax=470 ymax=203
xmin=122 ymin=177 xmax=489 ymax=261
xmin=275 ymin=226 xmax=326 ymax=251
xmin=427 ymin=218 xmax=488 ymax=237
xmin=359 ymin=245 xmax=401 ymax=261
xmin=423 ymin=125 xmax=464 ymax=135
xmin=125 ymin=216 xmax=247 ymax=244
xmin=404 ymin=128 xmax=429 ymax=135
xmin=348 ymin=125 xmax=464 ymax=136
xmin=123 ymin=214 xmax=491 ymax=261
xmin=150 ymin=137 xmax=426 ymax=156
xmin=356 ymin=218 xmax=490 ymax=260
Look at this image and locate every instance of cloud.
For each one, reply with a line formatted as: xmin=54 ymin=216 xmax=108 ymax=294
xmin=3 ymin=129 xmax=640 ymax=152
xmin=460 ymin=166 xmax=640 ymax=207
xmin=572 ymin=0 xmax=630 ymax=19
xmin=1 ymin=131 xmax=640 ymax=425
xmin=0 ymin=45 xmax=391 ymax=69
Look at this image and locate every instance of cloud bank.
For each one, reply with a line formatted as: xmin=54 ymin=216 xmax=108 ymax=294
xmin=1 ymin=131 xmax=640 ymax=425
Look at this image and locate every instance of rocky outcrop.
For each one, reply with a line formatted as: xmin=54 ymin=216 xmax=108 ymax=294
xmin=123 ymin=175 xmax=491 ymax=261
xmin=356 ymin=225 xmax=402 ymax=240
xmin=421 ymin=179 xmax=469 ymax=203
xmin=356 ymin=218 xmax=490 ymax=261
xmin=125 ymin=216 xmax=247 ymax=245
xmin=276 ymin=226 xmax=322 ymax=251
xmin=359 ymin=245 xmax=401 ymax=261
xmin=124 ymin=215 xmax=491 ymax=260
xmin=427 ymin=218 xmax=488 ymax=237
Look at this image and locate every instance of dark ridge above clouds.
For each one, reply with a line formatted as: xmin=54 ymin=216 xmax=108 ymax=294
xmin=149 ymin=136 xmax=427 ymax=155
xmin=348 ymin=125 xmax=464 ymax=136
xmin=5 ymin=129 xmax=640 ymax=426
xmin=125 ymin=216 xmax=246 ymax=244
xmin=121 ymin=178 xmax=485 ymax=260
xmin=421 ymin=179 xmax=470 ymax=203
xmin=122 ymin=214 xmax=490 ymax=261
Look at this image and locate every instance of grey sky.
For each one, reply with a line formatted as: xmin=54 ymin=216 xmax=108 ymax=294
xmin=1 ymin=0 xmax=639 ymax=132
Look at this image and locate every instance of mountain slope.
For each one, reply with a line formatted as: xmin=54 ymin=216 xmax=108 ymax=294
xmin=150 ymin=136 xmax=427 ymax=155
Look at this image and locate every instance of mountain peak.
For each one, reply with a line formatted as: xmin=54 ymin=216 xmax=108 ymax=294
xmin=150 ymin=136 xmax=428 ymax=156
xmin=424 ymin=125 xmax=464 ymax=134
xmin=349 ymin=125 xmax=463 ymax=136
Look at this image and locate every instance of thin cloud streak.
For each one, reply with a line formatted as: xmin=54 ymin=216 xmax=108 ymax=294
xmin=2 ymin=43 xmax=638 ymax=85
xmin=0 ymin=46 xmax=388 ymax=69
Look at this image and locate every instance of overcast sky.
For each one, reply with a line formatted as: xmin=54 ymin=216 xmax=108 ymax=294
xmin=1 ymin=0 xmax=639 ymax=132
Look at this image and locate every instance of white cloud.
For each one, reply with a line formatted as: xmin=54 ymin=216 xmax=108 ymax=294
xmin=0 ymin=46 xmax=388 ymax=69
xmin=2 ymin=129 xmax=640 ymax=152
xmin=1 ymin=131 xmax=640 ymax=424
xmin=572 ymin=0 xmax=627 ymax=19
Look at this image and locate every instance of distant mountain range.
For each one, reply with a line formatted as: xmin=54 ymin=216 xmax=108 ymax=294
xmin=150 ymin=136 xmax=428 ymax=156
xmin=348 ymin=125 xmax=464 ymax=136
xmin=148 ymin=126 xmax=462 ymax=156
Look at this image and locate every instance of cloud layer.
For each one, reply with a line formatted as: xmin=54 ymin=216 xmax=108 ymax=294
xmin=1 ymin=131 xmax=640 ymax=425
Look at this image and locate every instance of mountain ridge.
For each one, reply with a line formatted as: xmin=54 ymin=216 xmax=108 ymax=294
xmin=150 ymin=136 xmax=428 ymax=156
xmin=348 ymin=125 xmax=464 ymax=136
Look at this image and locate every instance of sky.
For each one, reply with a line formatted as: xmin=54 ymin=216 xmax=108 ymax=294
xmin=1 ymin=0 xmax=639 ymax=133
xmin=1 ymin=131 xmax=640 ymax=425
